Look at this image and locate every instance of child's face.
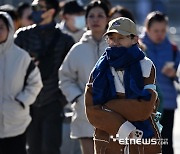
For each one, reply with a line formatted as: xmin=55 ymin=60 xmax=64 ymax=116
xmin=0 ymin=19 xmax=8 ymax=43
xmin=106 ymin=33 xmax=137 ymax=48
xmin=146 ymin=21 xmax=167 ymax=44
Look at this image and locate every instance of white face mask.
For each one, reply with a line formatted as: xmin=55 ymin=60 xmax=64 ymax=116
xmin=74 ymin=15 xmax=85 ymax=30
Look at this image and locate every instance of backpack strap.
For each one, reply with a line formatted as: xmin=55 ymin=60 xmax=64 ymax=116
xmin=23 ymin=60 xmax=36 ymax=89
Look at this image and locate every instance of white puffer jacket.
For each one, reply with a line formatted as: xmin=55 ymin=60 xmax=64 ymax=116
xmin=59 ymin=30 xmax=108 ymax=138
xmin=0 ymin=12 xmax=43 ymax=138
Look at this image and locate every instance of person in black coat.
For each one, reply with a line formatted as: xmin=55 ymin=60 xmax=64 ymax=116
xmin=15 ymin=0 xmax=75 ymax=153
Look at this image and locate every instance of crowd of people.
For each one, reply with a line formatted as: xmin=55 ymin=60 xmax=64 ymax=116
xmin=0 ymin=0 xmax=179 ymax=154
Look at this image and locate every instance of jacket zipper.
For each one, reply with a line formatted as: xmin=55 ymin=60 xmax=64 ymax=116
xmin=1 ymin=52 xmax=5 ymax=129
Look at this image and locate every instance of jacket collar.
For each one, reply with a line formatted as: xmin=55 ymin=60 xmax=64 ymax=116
xmin=79 ymin=30 xmax=106 ymax=45
xmin=36 ymin=21 xmax=56 ymax=30
xmin=142 ymin=32 xmax=170 ymax=47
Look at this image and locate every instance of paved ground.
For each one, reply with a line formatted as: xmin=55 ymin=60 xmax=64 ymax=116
xmin=174 ymin=95 xmax=180 ymax=154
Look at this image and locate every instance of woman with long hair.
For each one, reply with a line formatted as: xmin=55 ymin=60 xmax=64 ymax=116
xmin=59 ymin=1 xmax=110 ymax=153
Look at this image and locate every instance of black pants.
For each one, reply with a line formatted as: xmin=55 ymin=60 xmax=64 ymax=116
xmin=0 ymin=132 xmax=27 ymax=154
xmin=160 ymin=109 xmax=175 ymax=154
xmin=27 ymin=102 xmax=63 ymax=154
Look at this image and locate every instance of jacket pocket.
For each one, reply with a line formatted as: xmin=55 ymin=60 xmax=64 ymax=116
xmin=14 ymin=97 xmax=25 ymax=109
xmin=72 ymin=94 xmax=87 ymax=120
xmin=4 ymin=95 xmax=29 ymax=120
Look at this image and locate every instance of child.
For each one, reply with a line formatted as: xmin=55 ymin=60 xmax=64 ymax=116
xmin=85 ymin=17 xmax=161 ymax=154
xmin=141 ymin=11 xmax=180 ymax=154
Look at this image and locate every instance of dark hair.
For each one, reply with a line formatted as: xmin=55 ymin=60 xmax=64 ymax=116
xmin=0 ymin=14 xmax=9 ymax=30
xmin=85 ymin=0 xmax=109 ymax=19
xmin=109 ymin=5 xmax=135 ymax=23
xmin=99 ymin=0 xmax=112 ymax=10
xmin=17 ymin=2 xmax=31 ymax=18
xmin=0 ymin=4 xmax=19 ymax=22
xmin=145 ymin=11 xmax=168 ymax=29
xmin=44 ymin=0 xmax=59 ymax=18
xmin=61 ymin=0 xmax=85 ymax=15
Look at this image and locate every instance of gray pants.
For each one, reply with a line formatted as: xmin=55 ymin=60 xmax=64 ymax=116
xmin=61 ymin=122 xmax=81 ymax=154
xmin=27 ymin=103 xmax=63 ymax=154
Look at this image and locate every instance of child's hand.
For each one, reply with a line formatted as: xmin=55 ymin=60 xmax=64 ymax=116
xmin=161 ymin=62 xmax=176 ymax=78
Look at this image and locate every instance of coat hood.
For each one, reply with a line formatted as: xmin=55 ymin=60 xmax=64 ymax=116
xmin=0 ymin=11 xmax=14 ymax=55
xmin=79 ymin=30 xmax=94 ymax=42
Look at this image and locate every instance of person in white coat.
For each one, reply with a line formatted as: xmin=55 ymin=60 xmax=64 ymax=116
xmin=59 ymin=1 xmax=109 ymax=154
xmin=175 ymin=63 xmax=180 ymax=91
xmin=0 ymin=12 xmax=42 ymax=154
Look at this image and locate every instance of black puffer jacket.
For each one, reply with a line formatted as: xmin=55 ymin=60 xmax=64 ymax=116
xmin=15 ymin=22 xmax=75 ymax=108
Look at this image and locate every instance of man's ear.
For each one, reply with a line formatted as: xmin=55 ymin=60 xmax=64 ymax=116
xmin=132 ymin=36 xmax=139 ymax=44
xmin=63 ymin=14 xmax=71 ymax=20
xmin=48 ymin=8 xmax=55 ymax=17
xmin=42 ymin=8 xmax=55 ymax=19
